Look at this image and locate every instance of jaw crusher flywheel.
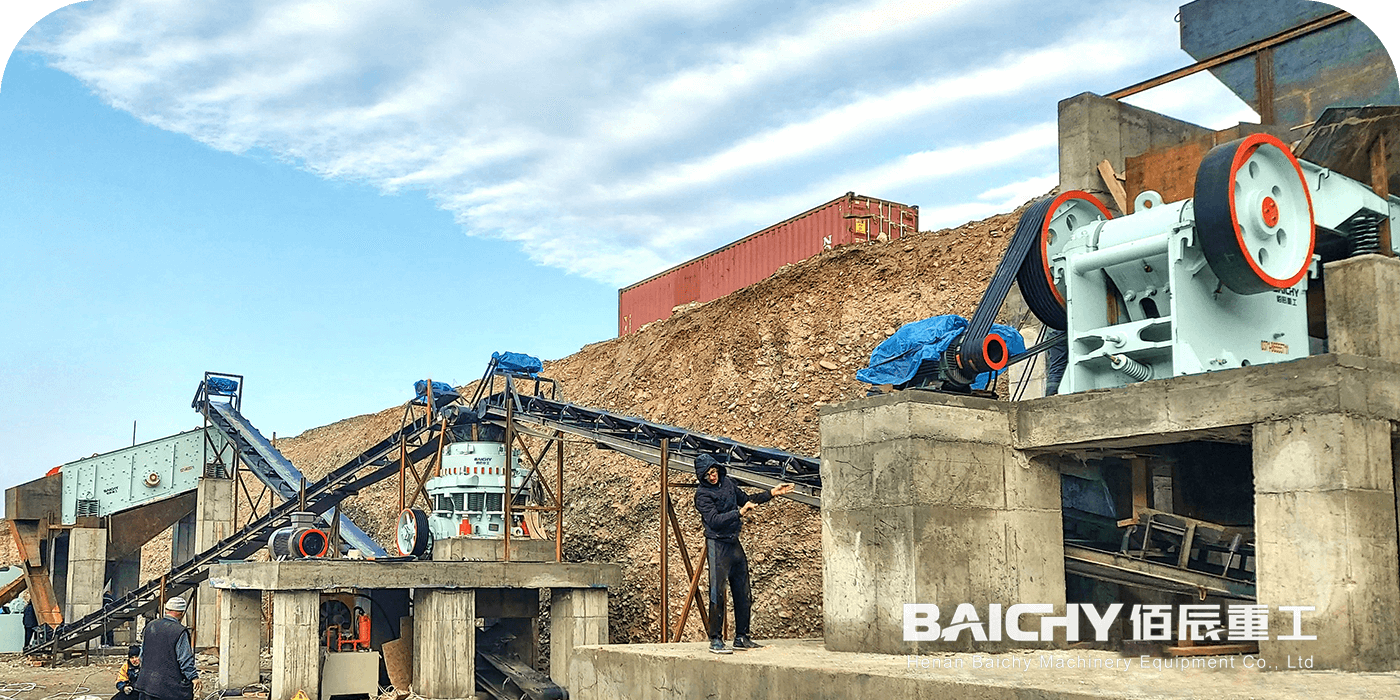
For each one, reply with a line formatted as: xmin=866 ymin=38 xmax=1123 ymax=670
xmin=1015 ymin=190 xmax=1113 ymax=330
xmin=1194 ymin=133 xmax=1315 ymax=295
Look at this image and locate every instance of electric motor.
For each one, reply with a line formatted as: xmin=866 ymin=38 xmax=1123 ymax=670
xmin=269 ymin=511 xmax=329 ymax=559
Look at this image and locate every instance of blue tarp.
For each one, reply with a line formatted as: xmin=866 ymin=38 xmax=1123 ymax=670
xmin=493 ymin=351 xmax=543 ymax=376
xmin=206 ymin=377 xmax=239 ymax=394
xmin=855 ymin=315 xmax=1025 ymax=390
xmin=414 ymin=380 xmax=460 ymax=403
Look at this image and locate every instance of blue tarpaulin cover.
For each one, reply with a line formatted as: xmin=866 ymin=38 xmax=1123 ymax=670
xmin=206 ymin=377 xmax=239 ymax=394
xmin=855 ymin=315 xmax=1025 ymax=390
xmin=493 ymin=351 xmax=543 ymax=376
xmin=414 ymin=380 xmax=460 ymax=403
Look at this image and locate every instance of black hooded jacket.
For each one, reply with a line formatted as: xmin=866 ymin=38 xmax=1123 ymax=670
xmin=694 ymin=455 xmax=771 ymax=542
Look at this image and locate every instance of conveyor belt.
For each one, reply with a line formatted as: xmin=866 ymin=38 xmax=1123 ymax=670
xmin=1064 ymin=544 xmax=1256 ymax=600
xmin=474 ymin=377 xmax=820 ymax=506
xmin=26 ymin=407 xmax=462 ymax=655
xmin=201 ymin=399 xmax=385 ymax=557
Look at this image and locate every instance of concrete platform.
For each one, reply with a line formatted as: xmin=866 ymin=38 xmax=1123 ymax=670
xmin=206 ymin=559 xmax=621 ymax=590
xmin=208 ymin=559 xmax=619 ymax=700
xmin=569 ymin=639 xmax=1400 ymax=699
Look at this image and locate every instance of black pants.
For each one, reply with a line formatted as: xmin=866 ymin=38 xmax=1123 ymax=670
xmin=1045 ymin=330 xmax=1068 ymax=396
xmin=707 ymin=539 xmax=752 ymax=640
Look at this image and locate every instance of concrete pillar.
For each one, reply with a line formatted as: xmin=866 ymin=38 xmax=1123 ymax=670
xmin=64 ymin=526 xmax=107 ymax=646
xmin=1254 ymin=414 xmax=1400 ymax=671
xmin=549 ymin=588 xmax=607 ymax=692
xmin=1324 ymin=254 xmax=1400 ymax=364
xmin=820 ymin=393 xmax=1065 ymax=654
xmin=219 ymin=590 xmax=262 ymax=689
xmin=271 ymin=591 xmax=321 ymax=700
xmin=191 ymin=476 xmax=234 ymax=650
xmin=1057 ymin=92 xmax=1212 ymax=213
xmin=413 ymin=589 xmax=475 ymax=700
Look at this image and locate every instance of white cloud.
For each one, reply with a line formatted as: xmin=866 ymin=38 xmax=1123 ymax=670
xmin=23 ymin=0 xmax=1195 ymax=285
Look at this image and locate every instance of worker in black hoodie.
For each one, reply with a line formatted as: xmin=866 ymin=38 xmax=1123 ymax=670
xmin=693 ymin=454 xmax=794 ymax=654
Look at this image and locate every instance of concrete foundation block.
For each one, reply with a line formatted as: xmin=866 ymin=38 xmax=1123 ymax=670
xmin=1057 ymin=93 xmax=1211 ymax=212
xmin=551 ymin=587 xmax=608 ymax=620
xmin=431 ymin=536 xmax=557 ymax=562
xmin=909 ymin=440 xmax=1007 ymax=509
xmin=1341 ymin=355 xmax=1400 ymax=419
xmin=568 ymin=639 xmax=1400 ymax=700
xmin=908 ymin=398 xmax=1012 ymax=444
xmin=413 ymin=589 xmax=475 ymax=700
xmin=815 ymin=444 xmax=874 ymax=511
xmin=818 ymin=405 xmax=866 ymax=450
xmin=271 ymin=591 xmax=321 ymax=700
xmin=1254 ymin=414 xmax=1392 ymax=493
xmin=822 ymin=396 xmax=1064 ymax=655
xmin=868 ymin=439 xmax=913 ymax=507
xmin=912 ymin=507 xmax=1065 ymax=653
xmin=863 ymin=400 xmax=910 ymax=445
xmin=1254 ymin=417 xmax=1400 ymax=671
xmin=819 ymin=508 xmax=878 ymax=652
xmin=550 ymin=588 xmax=608 ymax=692
xmin=219 ymin=590 xmax=262 ymax=689
xmin=1006 ymin=452 xmax=1064 ymax=511
xmin=1326 ymin=254 xmax=1400 ymax=364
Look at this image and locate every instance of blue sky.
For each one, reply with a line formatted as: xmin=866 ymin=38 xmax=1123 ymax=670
xmin=0 ymin=0 xmax=1395 ymax=486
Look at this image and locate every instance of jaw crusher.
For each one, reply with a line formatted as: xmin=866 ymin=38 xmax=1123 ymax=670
xmin=976 ymin=132 xmax=1397 ymax=394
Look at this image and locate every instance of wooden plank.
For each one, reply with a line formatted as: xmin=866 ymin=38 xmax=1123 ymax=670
xmin=1098 ymin=160 xmax=1130 ymax=215
xmin=1177 ymin=522 xmax=1198 ymax=569
xmin=1372 ymin=132 xmax=1392 ymax=256
xmin=1131 ymin=458 xmax=1150 ymax=518
xmin=1254 ymin=47 xmax=1275 ymax=125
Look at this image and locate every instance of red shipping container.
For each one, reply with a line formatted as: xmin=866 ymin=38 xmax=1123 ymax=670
xmin=618 ymin=192 xmax=918 ymax=335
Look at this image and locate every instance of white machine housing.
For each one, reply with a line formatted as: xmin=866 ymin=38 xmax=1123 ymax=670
xmin=425 ymin=440 xmax=531 ymax=540
xmin=1045 ymin=135 xmax=1397 ymax=394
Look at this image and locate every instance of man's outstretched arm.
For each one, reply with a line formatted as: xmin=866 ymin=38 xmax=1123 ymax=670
xmin=740 ymin=483 xmax=796 ymax=515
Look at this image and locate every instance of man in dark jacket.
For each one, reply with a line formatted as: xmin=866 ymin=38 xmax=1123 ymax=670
xmin=693 ymin=454 xmax=793 ymax=654
xmin=136 ymin=597 xmax=199 ymax=700
xmin=20 ymin=594 xmax=38 ymax=647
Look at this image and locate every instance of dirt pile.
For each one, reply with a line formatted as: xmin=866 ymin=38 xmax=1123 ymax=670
xmin=260 ymin=198 xmax=1039 ymax=644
